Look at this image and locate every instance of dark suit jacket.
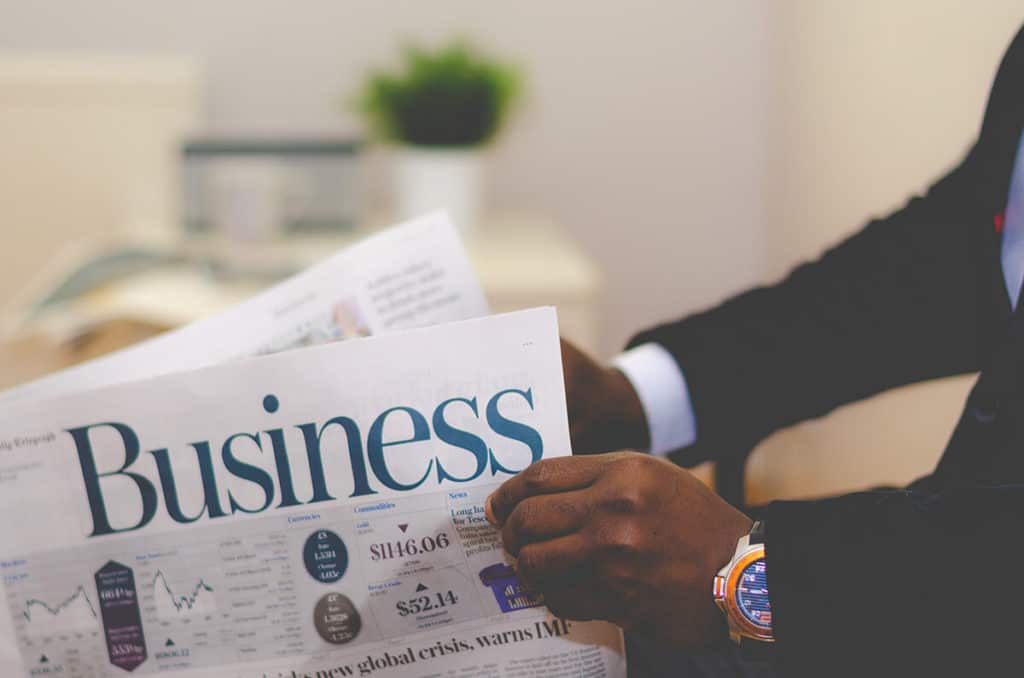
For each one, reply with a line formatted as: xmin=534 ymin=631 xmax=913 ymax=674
xmin=630 ymin=25 xmax=1024 ymax=677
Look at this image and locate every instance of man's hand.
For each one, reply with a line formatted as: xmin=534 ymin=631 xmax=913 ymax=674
xmin=561 ymin=339 xmax=649 ymax=454
xmin=486 ymin=452 xmax=752 ymax=647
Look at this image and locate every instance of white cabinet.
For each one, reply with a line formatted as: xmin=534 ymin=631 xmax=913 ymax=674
xmin=464 ymin=216 xmax=602 ymax=354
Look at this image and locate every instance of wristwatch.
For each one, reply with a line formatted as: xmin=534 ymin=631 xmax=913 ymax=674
xmin=713 ymin=520 xmax=774 ymax=654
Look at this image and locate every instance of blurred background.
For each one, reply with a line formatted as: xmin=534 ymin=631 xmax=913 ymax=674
xmin=2 ymin=0 xmax=1023 ymax=503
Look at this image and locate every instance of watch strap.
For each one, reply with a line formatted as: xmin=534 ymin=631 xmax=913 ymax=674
xmin=749 ymin=520 xmax=765 ymax=545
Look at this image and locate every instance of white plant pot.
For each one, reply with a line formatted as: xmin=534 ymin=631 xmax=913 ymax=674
xmin=394 ymin=147 xmax=483 ymax=237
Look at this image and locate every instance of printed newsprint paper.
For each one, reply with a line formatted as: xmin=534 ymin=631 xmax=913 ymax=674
xmin=0 ymin=308 xmax=628 ymax=677
xmin=1 ymin=212 xmax=488 ymax=404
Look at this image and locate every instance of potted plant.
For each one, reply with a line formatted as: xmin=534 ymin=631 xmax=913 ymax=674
xmin=357 ymin=41 xmax=522 ymax=235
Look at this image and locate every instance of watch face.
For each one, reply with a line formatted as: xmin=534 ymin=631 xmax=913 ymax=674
xmin=735 ymin=557 xmax=771 ymax=630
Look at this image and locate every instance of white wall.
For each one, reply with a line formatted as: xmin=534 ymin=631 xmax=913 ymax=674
xmin=0 ymin=0 xmax=774 ymax=355
xmin=748 ymin=1 xmax=1024 ymax=502
xmin=766 ymin=1 xmax=1024 ymax=278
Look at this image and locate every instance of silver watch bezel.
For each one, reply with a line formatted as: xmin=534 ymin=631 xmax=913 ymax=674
xmin=713 ymin=533 xmax=773 ymax=643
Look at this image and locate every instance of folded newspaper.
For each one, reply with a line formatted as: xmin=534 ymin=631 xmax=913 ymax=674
xmin=0 ymin=215 xmax=627 ymax=677
xmin=1 ymin=213 xmax=489 ymax=404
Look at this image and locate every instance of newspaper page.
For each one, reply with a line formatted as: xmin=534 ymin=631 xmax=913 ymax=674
xmin=1 ymin=212 xmax=488 ymax=404
xmin=0 ymin=308 xmax=627 ymax=677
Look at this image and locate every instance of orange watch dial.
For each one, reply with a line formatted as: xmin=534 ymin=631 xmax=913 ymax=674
xmin=724 ymin=546 xmax=772 ymax=640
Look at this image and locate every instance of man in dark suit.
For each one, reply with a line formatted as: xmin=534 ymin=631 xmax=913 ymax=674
xmin=485 ymin=23 xmax=1024 ymax=678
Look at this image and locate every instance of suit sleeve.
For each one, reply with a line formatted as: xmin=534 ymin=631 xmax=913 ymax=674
xmin=764 ymin=487 xmax=1022 ymax=676
xmin=628 ymin=147 xmax=1006 ymax=465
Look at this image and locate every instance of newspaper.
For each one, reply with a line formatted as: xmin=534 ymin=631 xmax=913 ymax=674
xmin=1 ymin=212 xmax=488 ymax=404
xmin=0 ymin=308 xmax=627 ymax=677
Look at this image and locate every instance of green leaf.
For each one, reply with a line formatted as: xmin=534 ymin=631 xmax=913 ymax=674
xmin=355 ymin=39 xmax=523 ymax=147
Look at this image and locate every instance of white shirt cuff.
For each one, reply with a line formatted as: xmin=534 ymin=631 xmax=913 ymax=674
xmin=613 ymin=342 xmax=698 ymax=456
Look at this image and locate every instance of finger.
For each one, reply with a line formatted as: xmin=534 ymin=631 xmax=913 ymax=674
xmin=487 ymin=456 xmax=605 ymax=526
xmin=500 ymin=489 xmax=591 ymax=556
xmin=542 ymin=580 xmax=607 ymax=622
xmin=515 ymin=534 xmax=593 ymax=591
